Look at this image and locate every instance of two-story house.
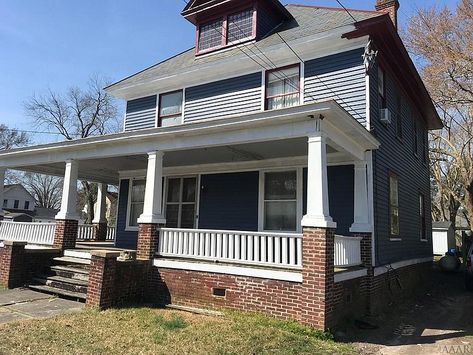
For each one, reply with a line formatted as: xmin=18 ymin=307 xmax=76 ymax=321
xmin=0 ymin=0 xmax=442 ymax=330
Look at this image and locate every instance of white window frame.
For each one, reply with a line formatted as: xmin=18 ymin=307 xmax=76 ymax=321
xmin=125 ymin=177 xmax=146 ymax=231
xmin=163 ymin=175 xmax=200 ymax=229
xmin=258 ymin=168 xmax=303 ymax=233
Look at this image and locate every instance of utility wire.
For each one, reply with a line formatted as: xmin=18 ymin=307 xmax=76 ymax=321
xmin=335 ymin=0 xmax=357 ymax=22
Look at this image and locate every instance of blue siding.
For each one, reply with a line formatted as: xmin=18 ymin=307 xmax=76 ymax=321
xmin=370 ymin=63 xmax=432 ymax=266
xmin=125 ymin=95 xmax=157 ymax=132
xmin=198 ymin=172 xmax=259 ymax=231
xmin=303 ymin=166 xmax=354 ymax=236
xmin=115 ymin=179 xmax=138 ymax=249
xmin=184 ymin=73 xmax=262 ymax=122
xmin=304 ymin=48 xmax=367 ymax=127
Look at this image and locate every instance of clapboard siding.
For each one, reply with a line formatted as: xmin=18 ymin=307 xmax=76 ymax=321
xmin=303 ymin=166 xmax=354 ymax=236
xmin=115 ymin=179 xmax=138 ymax=249
xmin=185 ymin=73 xmax=262 ymax=122
xmin=370 ymin=62 xmax=432 ymax=266
xmin=305 ymin=48 xmax=367 ymax=126
xmin=199 ymin=172 xmax=259 ymax=231
xmin=125 ymin=95 xmax=157 ymax=132
xmin=258 ymin=5 xmax=281 ymax=39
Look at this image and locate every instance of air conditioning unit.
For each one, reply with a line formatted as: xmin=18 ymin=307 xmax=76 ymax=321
xmin=380 ymin=108 xmax=392 ymax=124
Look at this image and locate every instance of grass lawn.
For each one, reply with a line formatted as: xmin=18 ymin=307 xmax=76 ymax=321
xmin=0 ymin=307 xmax=354 ymax=354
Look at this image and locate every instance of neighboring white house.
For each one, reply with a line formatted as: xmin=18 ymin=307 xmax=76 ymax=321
xmin=2 ymin=184 xmax=35 ymax=212
xmin=432 ymin=221 xmax=456 ymax=255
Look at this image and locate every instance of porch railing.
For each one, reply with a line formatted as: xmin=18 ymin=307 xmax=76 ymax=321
xmin=334 ymin=235 xmax=362 ymax=267
xmin=158 ymin=228 xmax=303 ymax=269
xmin=0 ymin=221 xmax=55 ymax=246
xmin=77 ymin=224 xmax=116 ymax=241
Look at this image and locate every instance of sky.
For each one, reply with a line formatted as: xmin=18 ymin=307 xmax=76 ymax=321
xmin=0 ymin=0 xmax=457 ymax=144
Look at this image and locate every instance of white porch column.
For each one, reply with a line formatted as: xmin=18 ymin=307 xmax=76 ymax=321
xmin=137 ymin=151 xmax=166 ymax=224
xmin=0 ymin=168 xmax=5 ymax=217
xmin=301 ymin=133 xmax=336 ymax=229
xmin=350 ymin=159 xmax=372 ymax=233
xmin=55 ymin=160 xmax=79 ymax=221
xmin=92 ymin=183 xmax=108 ymax=224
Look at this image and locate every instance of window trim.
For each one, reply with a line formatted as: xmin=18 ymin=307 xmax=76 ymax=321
xmin=125 ymin=178 xmax=146 ymax=231
xmin=13 ymin=200 xmax=19 ymax=209
xmin=419 ymin=193 xmax=427 ymax=241
xmin=158 ymin=90 xmax=184 ymax=127
xmin=413 ymin=117 xmax=419 ymax=157
xmin=396 ymin=95 xmax=403 ymax=140
xmin=258 ymin=168 xmax=303 ymax=233
xmin=195 ymin=5 xmax=257 ymax=55
xmin=24 ymin=201 xmax=30 ymax=210
xmin=378 ymin=65 xmax=387 ymax=110
xmin=264 ymin=64 xmax=301 ymax=111
xmin=163 ymin=175 xmax=199 ymax=229
xmin=3 ymin=199 xmax=7 ymax=208
xmin=388 ymin=171 xmax=400 ymax=239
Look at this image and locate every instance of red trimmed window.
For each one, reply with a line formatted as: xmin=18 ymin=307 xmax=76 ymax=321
xmin=265 ymin=65 xmax=300 ymax=110
xmin=197 ymin=8 xmax=256 ymax=54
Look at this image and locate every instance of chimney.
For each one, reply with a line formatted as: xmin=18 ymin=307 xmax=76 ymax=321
xmin=375 ymin=0 xmax=400 ymax=29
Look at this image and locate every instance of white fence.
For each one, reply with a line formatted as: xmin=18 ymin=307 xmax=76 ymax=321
xmin=334 ymin=235 xmax=362 ymax=267
xmin=77 ymin=225 xmax=116 ymax=241
xmin=0 ymin=221 xmax=55 ymax=246
xmin=158 ymin=228 xmax=362 ymax=269
xmin=158 ymin=228 xmax=303 ymax=269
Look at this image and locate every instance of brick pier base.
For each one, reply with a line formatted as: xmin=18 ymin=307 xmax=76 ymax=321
xmin=137 ymin=223 xmax=161 ymax=260
xmin=53 ymin=219 xmax=78 ymax=250
xmin=92 ymin=222 xmax=108 ymax=242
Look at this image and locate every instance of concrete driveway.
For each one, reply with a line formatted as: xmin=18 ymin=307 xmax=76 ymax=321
xmin=353 ymin=267 xmax=473 ymax=355
xmin=0 ymin=288 xmax=83 ymax=323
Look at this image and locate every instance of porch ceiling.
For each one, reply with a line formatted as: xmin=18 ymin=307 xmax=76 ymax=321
xmin=13 ymin=138 xmax=340 ymax=184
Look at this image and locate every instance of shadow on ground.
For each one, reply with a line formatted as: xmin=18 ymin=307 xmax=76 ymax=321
xmin=344 ymin=267 xmax=473 ymax=354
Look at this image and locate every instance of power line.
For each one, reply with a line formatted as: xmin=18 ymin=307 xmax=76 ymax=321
xmin=1 ymin=128 xmax=68 ymax=136
xmin=335 ymin=0 xmax=357 ymax=22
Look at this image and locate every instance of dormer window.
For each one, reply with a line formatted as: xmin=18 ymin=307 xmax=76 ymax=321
xmin=197 ymin=8 xmax=256 ymax=54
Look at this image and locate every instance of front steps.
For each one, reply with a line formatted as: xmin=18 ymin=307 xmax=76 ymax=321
xmin=28 ymin=251 xmax=91 ymax=302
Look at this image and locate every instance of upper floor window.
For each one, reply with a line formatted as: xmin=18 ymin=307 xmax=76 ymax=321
xmin=2 ymin=199 xmax=7 ymax=208
xmin=197 ymin=9 xmax=255 ymax=54
xmin=413 ymin=118 xmax=419 ymax=156
xmin=159 ymin=91 xmax=183 ymax=128
xmin=265 ymin=65 xmax=300 ymax=110
xmin=419 ymin=193 xmax=426 ymax=241
xmin=378 ymin=66 xmax=386 ymax=109
xmin=422 ymin=129 xmax=428 ymax=163
xmin=396 ymin=96 xmax=403 ymax=139
xmin=24 ymin=201 xmax=30 ymax=210
xmin=389 ymin=172 xmax=400 ymax=237
xmin=13 ymin=200 xmax=19 ymax=209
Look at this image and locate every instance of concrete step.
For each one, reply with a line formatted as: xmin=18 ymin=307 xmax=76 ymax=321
xmin=28 ymin=284 xmax=86 ymax=302
xmin=50 ymin=265 xmax=89 ymax=281
xmin=53 ymin=256 xmax=91 ymax=266
xmin=33 ymin=276 xmax=88 ymax=294
xmin=63 ymin=249 xmax=91 ymax=260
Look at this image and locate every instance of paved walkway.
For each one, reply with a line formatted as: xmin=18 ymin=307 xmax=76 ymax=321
xmin=0 ymin=289 xmax=83 ymax=324
xmin=354 ymin=268 xmax=473 ymax=355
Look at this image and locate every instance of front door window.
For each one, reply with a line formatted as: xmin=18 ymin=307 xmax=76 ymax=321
xmin=166 ymin=177 xmax=197 ymax=228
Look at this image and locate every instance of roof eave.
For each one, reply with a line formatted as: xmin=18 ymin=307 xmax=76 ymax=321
xmin=343 ymin=14 xmax=443 ymax=130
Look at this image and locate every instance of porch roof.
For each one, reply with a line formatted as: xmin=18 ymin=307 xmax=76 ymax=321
xmin=0 ymin=100 xmax=379 ymax=184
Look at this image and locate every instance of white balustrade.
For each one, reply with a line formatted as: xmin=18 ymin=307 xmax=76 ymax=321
xmin=158 ymin=228 xmax=302 ymax=269
xmin=334 ymin=235 xmax=362 ymax=267
xmin=106 ymin=226 xmax=116 ymax=241
xmin=0 ymin=221 xmax=55 ymax=246
xmin=77 ymin=225 xmax=94 ymax=240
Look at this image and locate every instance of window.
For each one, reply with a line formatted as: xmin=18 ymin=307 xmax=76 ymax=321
xmin=165 ymin=177 xmax=197 ymax=229
xmin=128 ymin=180 xmax=146 ymax=227
xmin=413 ymin=118 xmax=418 ymax=156
xmin=422 ymin=129 xmax=428 ymax=163
xmin=378 ymin=66 xmax=386 ymax=109
xmin=389 ymin=173 xmax=400 ymax=237
xmin=24 ymin=201 xmax=30 ymax=210
xmin=2 ymin=199 xmax=7 ymax=208
xmin=158 ymin=91 xmax=183 ymax=128
xmin=419 ymin=194 xmax=426 ymax=241
xmin=198 ymin=19 xmax=224 ymax=51
xmin=227 ymin=10 xmax=253 ymax=43
xmin=13 ymin=200 xmax=19 ymax=209
xmin=265 ymin=65 xmax=300 ymax=110
xmin=396 ymin=96 xmax=403 ymax=139
xmin=263 ymin=171 xmax=297 ymax=231
xmin=197 ymin=9 xmax=255 ymax=54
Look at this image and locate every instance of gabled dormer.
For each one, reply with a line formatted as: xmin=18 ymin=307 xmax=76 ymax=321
xmin=182 ymin=0 xmax=293 ymax=55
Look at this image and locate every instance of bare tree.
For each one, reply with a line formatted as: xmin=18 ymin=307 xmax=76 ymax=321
xmin=0 ymin=124 xmax=30 ymax=151
xmin=405 ymin=0 xmax=473 ymax=229
xmin=23 ymin=173 xmax=62 ymax=210
xmin=24 ymin=75 xmax=120 ymax=223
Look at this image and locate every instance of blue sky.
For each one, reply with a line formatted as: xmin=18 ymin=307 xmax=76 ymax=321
xmin=0 ymin=0 xmax=456 ymax=143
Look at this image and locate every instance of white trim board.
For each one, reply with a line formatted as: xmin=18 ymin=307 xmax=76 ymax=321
xmin=373 ymin=257 xmax=433 ymax=277
xmin=334 ymin=268 xmax=368 ymax=283
xmin=153 ymin=259 xmax=303 ymax=283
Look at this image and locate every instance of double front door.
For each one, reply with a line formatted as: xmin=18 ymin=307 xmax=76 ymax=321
xmin=165 ymin=177 xmax=197 ymax=229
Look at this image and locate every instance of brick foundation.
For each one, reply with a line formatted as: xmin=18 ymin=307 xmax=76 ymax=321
xmin=137 ymin=224 xmax=161 ymax=260
xmin=53 ymin=219 xmax=78 ymax=250
xmin=86 ymin=250 xmax=149 ymax=309
xmin=0 ymin=242 xmax=60 ymax=289
xmin=92 ymin=222 xmax=107 ymax=242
